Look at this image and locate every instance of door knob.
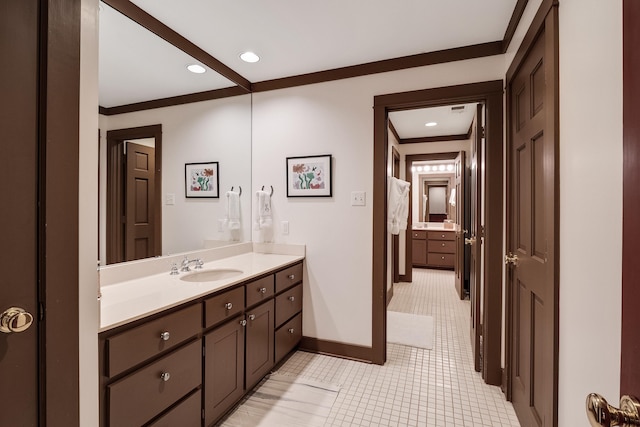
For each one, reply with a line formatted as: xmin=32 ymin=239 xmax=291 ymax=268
xmin=586 ymin=393 xmax=640 ymax=426
xmin=465 ymin=237 xmax=476 ymax=245
xmin=505 ymin=252 xmax=519 ymax=266
xmin=0 ymin=307 xmax=34 ymax=334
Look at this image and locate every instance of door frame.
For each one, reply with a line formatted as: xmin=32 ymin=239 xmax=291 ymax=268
xmin=372 ymin=81 xmax=504 ymax=386
xmin=106 ymin=124 xmax=162 ymax=264
xmin=504 ymin=0 xmax=559 ymax=417
xmin=621 ymin=0 xmax=640 ymax=396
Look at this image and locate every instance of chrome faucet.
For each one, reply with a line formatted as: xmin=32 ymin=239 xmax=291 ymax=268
xmin=180 ymin=256 xmax=204 ymax=272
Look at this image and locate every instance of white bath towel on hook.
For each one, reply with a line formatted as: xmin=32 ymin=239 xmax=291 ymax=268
xmin=254 ymin=190 xmax=273 ymax=230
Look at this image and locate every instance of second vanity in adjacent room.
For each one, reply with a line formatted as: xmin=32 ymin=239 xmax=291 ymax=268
xmin=98 ymin=243 xmax=305 ymax=427
xmin=412 ymin=223 xmax=456 ymax=269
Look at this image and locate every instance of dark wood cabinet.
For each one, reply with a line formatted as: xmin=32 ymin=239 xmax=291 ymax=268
xmin=245 ymin=300 xmax=275 ymax=390
xmin=412 ymin=229 xmax=456 ymax=269
xmin=204 ymin=316 xmax=245 ymax=426
xmin=99 ymin=260 xmax=304 ymax=427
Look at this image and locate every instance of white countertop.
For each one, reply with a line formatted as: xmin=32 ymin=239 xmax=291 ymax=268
xmin=99 ymin=252 xmax=304 ymax=332
xmin=412 ymin=226 xmax=456 ymax=232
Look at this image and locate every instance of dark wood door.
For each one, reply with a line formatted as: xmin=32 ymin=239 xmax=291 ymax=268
xmin=508 ymin=23 xmax=557 ymax=426
xmin=0 ymin=1 xmax=40 ymax=425
xmin=125 ymin=142 xmax=156 ymax=261
xmin=245 ymin=300 xmax=275 ymax=390
xmin=621 ymin=0 xmax=640 ymax=401
xmin=205 ymin=317 xmax=245 ymax=426
xmin=454 ymin=151 xmax=466 ymax=299
xmin=469 ymin=104 xmax=483 ymax=372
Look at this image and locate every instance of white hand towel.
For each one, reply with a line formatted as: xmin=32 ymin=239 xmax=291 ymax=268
xmin=226 ymin=190 xmax=240 ymax=230
xmin=388 ymin=177 xmax=411 ymax=235
xmin=254 ymin=190 xmax=273 ymax=230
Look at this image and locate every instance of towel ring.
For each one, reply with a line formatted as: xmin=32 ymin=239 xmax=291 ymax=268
xmin=231 ymin=186 xmax=242 ymax=196
xmin=261 ymin=185 xmax=274 ymax=196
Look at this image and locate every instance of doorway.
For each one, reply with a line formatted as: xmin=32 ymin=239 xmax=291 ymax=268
xmin=106 ymin=124 xmax=163 ymax=264
xmin=372 ymin=81 xmax=503 ymax=387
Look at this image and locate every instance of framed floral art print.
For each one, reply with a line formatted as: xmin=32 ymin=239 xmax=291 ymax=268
xmin=185 ymin=162 xmax=219 ymax=198
xmin=286 ymin=154 xmax=332 ymax=197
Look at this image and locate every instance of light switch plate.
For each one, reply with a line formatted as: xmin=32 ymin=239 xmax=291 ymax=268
xmin=282 ymin=221 xmax=289 ymax=235
xmin=351 ymin=191 xmax=366 ymax=206
xmin=165 ymin=193 xmax=175 ymax=205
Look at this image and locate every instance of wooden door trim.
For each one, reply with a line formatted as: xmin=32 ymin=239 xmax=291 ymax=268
xmin=504 ymin=0 xmax=559 ymax=421
xmin=40 ymin=0 xmax=82 ymax=424
xmin=404 ymin=152 xmax=460 ymax=286
xmin=391 ymin=146 xmax=402 ymax=286
xmin=106 ymin=124 xmax=162 ymax=264
xmin=621 ymin=0 xmax=640 ymax=396
xmin=373 ymin=81 xmax=503 ymax=375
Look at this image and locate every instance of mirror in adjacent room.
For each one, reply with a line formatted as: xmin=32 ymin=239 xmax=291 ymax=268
xmin=98 ymin=1 xmax=252 ymax=265
xmin=412 ymin=164 xmax=456 ymax=225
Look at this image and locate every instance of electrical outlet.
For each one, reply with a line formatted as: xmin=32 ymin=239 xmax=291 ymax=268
xmin=282 ymin=221 xmax=289 ymax=235
xmin=351 ymin=191 xmax=366 ymax=206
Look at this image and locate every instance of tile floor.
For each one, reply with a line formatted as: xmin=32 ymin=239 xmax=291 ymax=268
xmin=222 ymin=268 xmax=521 ymax=426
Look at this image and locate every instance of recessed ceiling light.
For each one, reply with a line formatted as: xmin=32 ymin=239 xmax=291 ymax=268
xmin=425 ymin=122 xmax=438 ymax=127
xmin=187 ymin=64 xmax=206 ymax=74
xmin=240 ymin=51 xmax=260 ymax=63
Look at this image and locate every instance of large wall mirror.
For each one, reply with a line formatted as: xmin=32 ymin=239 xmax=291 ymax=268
xmin=98 ymin=2 xmax=252 ymax=265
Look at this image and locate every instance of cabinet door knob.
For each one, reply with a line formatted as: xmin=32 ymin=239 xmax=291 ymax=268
xmin=160 ymin=372 xmax=171 ymax=382
xmin=442 ymin=243 xmax=445 ymax=247
xmin=160 ymin=331 xmax=170 ymax=341
xmin=248 ymin=314 xmax=256 ymax=321
xmin=288 ymin=296 xmax=295 ymax=302
xmin=259 ymin=287 xmax=267 ymax=293
xmin=225 ymin=302 xmax=233 ymax=310
xmin=441 ymin=256 xmax=445 ymax=260
xmin=240 ymin=319 xmax=247 ymax=327
xmin=288 ymin=274 xmax=295 ymax=280
xmin=288 ymin=328 xmax=295 ymax=334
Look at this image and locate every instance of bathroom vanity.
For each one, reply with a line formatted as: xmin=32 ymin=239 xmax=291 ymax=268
xmin=412 ymin=227 xmax=456 ymax=269
xmin=98 ymin=245 xmax=304 ymax=426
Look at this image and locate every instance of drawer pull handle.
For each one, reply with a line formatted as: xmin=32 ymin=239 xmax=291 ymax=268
xmin=248 ymin=314 xmax=256 ymax=321
xmin=225 ymin=302 xmax=233 ymax=310
xmin=288 ymin=274 xmax=295 ymax=280
xmin=259 ymin=287 xmax=267 ymax=293
xmin=441 ymin=234 xmax=445 ymax=238
xmin=240 ymin=319 xmax=247 ymax=327
xmin=442 ymin=243 xmax=445 ymax=247
xmin=160 ymin=372 xmax=171 ymax=382
xmin=441 ymin=256 xmax=445 ymax=260
xmin=288 ymin=328 xmax=295 ymax=334
xmin=160 ymin=331 xmax=170 ymax=341
xmin=288 ymin=296 xmax=295 ymax=302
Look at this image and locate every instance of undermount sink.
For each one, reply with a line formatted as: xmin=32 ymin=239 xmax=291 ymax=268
xmin=180 ymin=268 xmax=243 ymax=283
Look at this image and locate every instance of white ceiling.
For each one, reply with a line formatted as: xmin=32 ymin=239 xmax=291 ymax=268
xmin=389 ymin=103 xmax=477 ymax=140
xmin=99 ymin=0 xmax=516 ymax=134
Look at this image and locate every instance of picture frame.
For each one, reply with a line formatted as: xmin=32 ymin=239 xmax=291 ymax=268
xmin=286 ymin=154 xmax=332 ymax=197
xmin=185 ymin=162 xmax=219 ymax=198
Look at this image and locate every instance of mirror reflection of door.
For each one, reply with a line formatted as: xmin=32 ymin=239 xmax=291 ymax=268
xmin=106 ymin=125 xmax=162 ymax=264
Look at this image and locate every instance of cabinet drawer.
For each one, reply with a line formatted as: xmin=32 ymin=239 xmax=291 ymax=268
xmin=427 ymin=253 xmax=455 ymax=267
xmin=147 ymin=390 xmax=201 ymax=427
xmin=275 ymin=263 xmax=303 ymax=293
xmin=106 ymin=304 xmax=201 ymax=378
xmin=246 ymin=275 xmax=275 ymax=308
xmin=205 ymin=286 xmax=244 ymax=328
xmin=107 ymin=340 xmax=201 ymax=427
xmin=275 ymin=284 xmax=303 ymax=327
xmin=412 ymin=230 xmax=427 ymax=240
xmin=275 ymin=313 xmax=302 ymax=363
xmin=428 ymin=231 xmax=455 ymax=241
xmin=428 ymin=240 xmax=456 ymax=254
